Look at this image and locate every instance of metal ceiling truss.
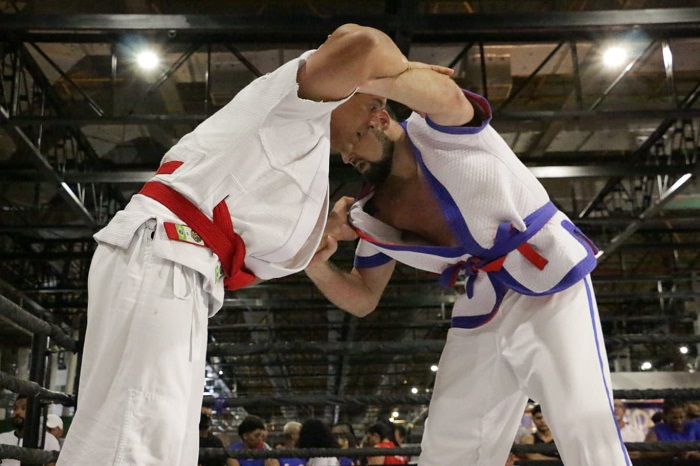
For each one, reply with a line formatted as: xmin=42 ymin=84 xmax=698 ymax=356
xmin=1 ymin=6 xmax=700 ymax=427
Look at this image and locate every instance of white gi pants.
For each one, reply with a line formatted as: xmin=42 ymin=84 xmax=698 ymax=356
xmin=419 ymin=277 xmax=631 ymax=466
xmin=57 ymin=221 xmax=210 ymax=466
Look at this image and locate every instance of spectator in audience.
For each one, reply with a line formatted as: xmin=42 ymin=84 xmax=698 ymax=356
xmin=331 ymin=422 xmax=360 ymax=466
xmin=0 ymin=395 xmax=60 ymax=466
xmin=645 ymin=398 xmax=700 ymax=460
xmin=614 ymin=399 xmax=645 ymax=443
xmin=198 ymin=413 xmax=227 ymax=466
xmin=651 ymin=410 xmax=664 ymax=425
xmin=686 ymin=400 xmax=700 ymax=421
xmin=390 ymin=425 xmax=409 ymax=464
xmin=279 ymin=421 xmax=305 ymax=466
xmin=365 ymin=422 xmax=404 ymax=465
xmin=613 ymin=399 xmax=643 ymax=459
xmin=298 ymin=419 xmax=339 ymax=466
xmin=520 ymin=404 xmax=558 ymax=461
xmin=226 ymin=416 xmax=280 ymax=466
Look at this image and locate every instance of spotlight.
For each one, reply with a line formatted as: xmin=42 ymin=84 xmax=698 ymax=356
xmin=430 ymin=365 xmax=438 ymax=372
xmin=602 ymin=46 xmax=627 ymax=68
xmin=136 ymin=50 xmax=160 ymax=70
xmin=392 ymin=411 xmax=399 ymax=418
xmin=410 ymin=387 xmax=418 ymax=394
xmin=680 ymin=346 xmax=689 ymax=355
xmin=640 ymin=361 xmax=652 ymax=371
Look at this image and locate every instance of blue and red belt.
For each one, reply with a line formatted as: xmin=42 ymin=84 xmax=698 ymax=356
xmin=138 ymin=160 xmax=256 ymax=291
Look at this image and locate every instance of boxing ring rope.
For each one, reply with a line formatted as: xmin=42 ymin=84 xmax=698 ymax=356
xmin=0 ymin=370 xmax=75 ymax=406
xmin=201 ymin=388 xmax=700 ymax=409
xmin=207 ymin=333 xmax=700 ymax=357
xmin=4 ymin=442 xmax=700 ymax=466
xmin=0 ymin=294 xmax=77 ymax=351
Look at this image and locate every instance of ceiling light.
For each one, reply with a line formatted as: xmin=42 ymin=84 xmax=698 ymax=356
xmin=430 ymin=365 xmax=438 ymax=372
xmin=410 ymin=387 xmax=418 ymax=394
xmin=136 ymin=50 xmax=160 ymax=70
xmin=640 ymin=361 xmax=652 ymax=371
xmin=680 ymin=346 xmax=689 ymax=354
xmin=602 ymin=46 xmax=627 ymax=68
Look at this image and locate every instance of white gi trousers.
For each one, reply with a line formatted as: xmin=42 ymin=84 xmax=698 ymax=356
xmin=419 ymin=277 xmax=631 ymax=466
xmin=57 ymin=221 xmax=210 ymax=466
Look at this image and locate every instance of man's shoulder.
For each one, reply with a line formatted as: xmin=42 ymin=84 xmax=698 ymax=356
xmin=44 ymin=432 xmax=61 ymax=451
xmin=0 ymin=430 xmax=18 ymax=442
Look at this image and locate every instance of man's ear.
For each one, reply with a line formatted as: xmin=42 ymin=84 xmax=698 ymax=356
xmin=377 ymin=109 xmax=391 ymax=130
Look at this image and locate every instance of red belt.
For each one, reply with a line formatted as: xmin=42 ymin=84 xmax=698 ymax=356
xmin=138 ymin=160 xmax=256 ymax=291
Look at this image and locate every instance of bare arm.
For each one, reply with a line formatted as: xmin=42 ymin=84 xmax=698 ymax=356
xmin=306 ymin=197 xmax=394 ymax=316
xmin=360 ymin=67 xmax=474 ymax=126
xmin=306 ymin=238 xmax=395 ymax=317
xmin=297 ymin=24 xmax=410 ymax=102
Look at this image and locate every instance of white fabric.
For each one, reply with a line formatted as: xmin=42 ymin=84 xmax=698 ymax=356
xmin=62 ymin=49 xmax=352 ymax=466
xmin=95 ymin=49 xmax=349 ymax=307
xmin=306 ymin=457 xmax=340 ymax=466
xmin=420 ymin=278 xmax=630 ymax=466
xmin=620 ymin=423 xmax=646 ymax=443
xmin=57 ymin=222 xmax=209 ymax=466
xmin=0 ymin=430 xmax=61 ymax=466
xmin=350 ymin=99 xmax=627 ymax=465
xmin=352 ymin=109 xmax=593 ymax=318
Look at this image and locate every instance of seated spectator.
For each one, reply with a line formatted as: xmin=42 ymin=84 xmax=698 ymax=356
xmin=520 ymin=404 xmax=558 ymax=461
xmin=0 ymin=395 xmax=60 ymax=466
xmin=298 ymin=419 xmax=339 ymax=466
xmin=686 ymin=400 xmax=700 ymax=421
xmin=331 ymin=422 xmax=359 ymax=466
xmin=227 ymin=416 xmax=280 ymax=466
xmin=279 ymin=421 xmax=305 ymax=466
xmin=613 ymin=399 xmax=643 ymax=459
xmin=390 ymin=425 xmax=409 ymax=464
xmin=365 ymin=422 xmax=404 ymax=465
xmin=199 ymin=413 xmax=227 ymax=466
xmin=645 ymin=398 xmax=700 ymax=461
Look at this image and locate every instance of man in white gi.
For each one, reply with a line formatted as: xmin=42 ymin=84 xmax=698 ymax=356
xmin=305 ymin=66 xmax=632 ymax=466
xmin=57 ymin=25 xmax=450 ymax=466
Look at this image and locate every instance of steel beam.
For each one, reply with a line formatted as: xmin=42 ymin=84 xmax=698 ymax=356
xmin=0 ymin=106 xmax=96 ymax=227
xmin=0 ymin=9 xmax=699 ymax=42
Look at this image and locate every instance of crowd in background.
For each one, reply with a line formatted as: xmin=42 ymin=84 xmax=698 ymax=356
xmin=3 ymin=394 xmax=700 ymax=465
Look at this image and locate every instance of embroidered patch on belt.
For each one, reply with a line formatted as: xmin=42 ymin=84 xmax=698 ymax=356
xmin=164 ymin=222 xmax=206 ymax=247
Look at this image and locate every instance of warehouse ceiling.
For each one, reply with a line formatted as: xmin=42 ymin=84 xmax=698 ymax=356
xmin=0 ymin=0 xmax=699 ymax=434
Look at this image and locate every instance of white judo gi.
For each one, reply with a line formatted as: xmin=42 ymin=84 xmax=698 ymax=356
xmin=350 ymin=92 xmax=631 ymax=466
xmin=57 ymin=50 xmax=348 ymax=466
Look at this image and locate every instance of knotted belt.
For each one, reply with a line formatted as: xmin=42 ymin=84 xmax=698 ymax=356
xmin=438 ymin=202 xmax=558 ymax=296
xmin=138 ymin=160 xmax=256 ymax=291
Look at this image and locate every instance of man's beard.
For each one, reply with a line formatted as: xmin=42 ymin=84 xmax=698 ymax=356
xmin=362 ymin=130 xmax=395 ymax=185
xmin=11 ymin=415 xmax=23 ymax=430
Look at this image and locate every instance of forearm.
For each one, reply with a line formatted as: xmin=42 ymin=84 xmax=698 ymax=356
xmin=360 ymin=68 xmax=473 ymax=126
xmin=305 ymin=261 xmax=380 ymax=317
